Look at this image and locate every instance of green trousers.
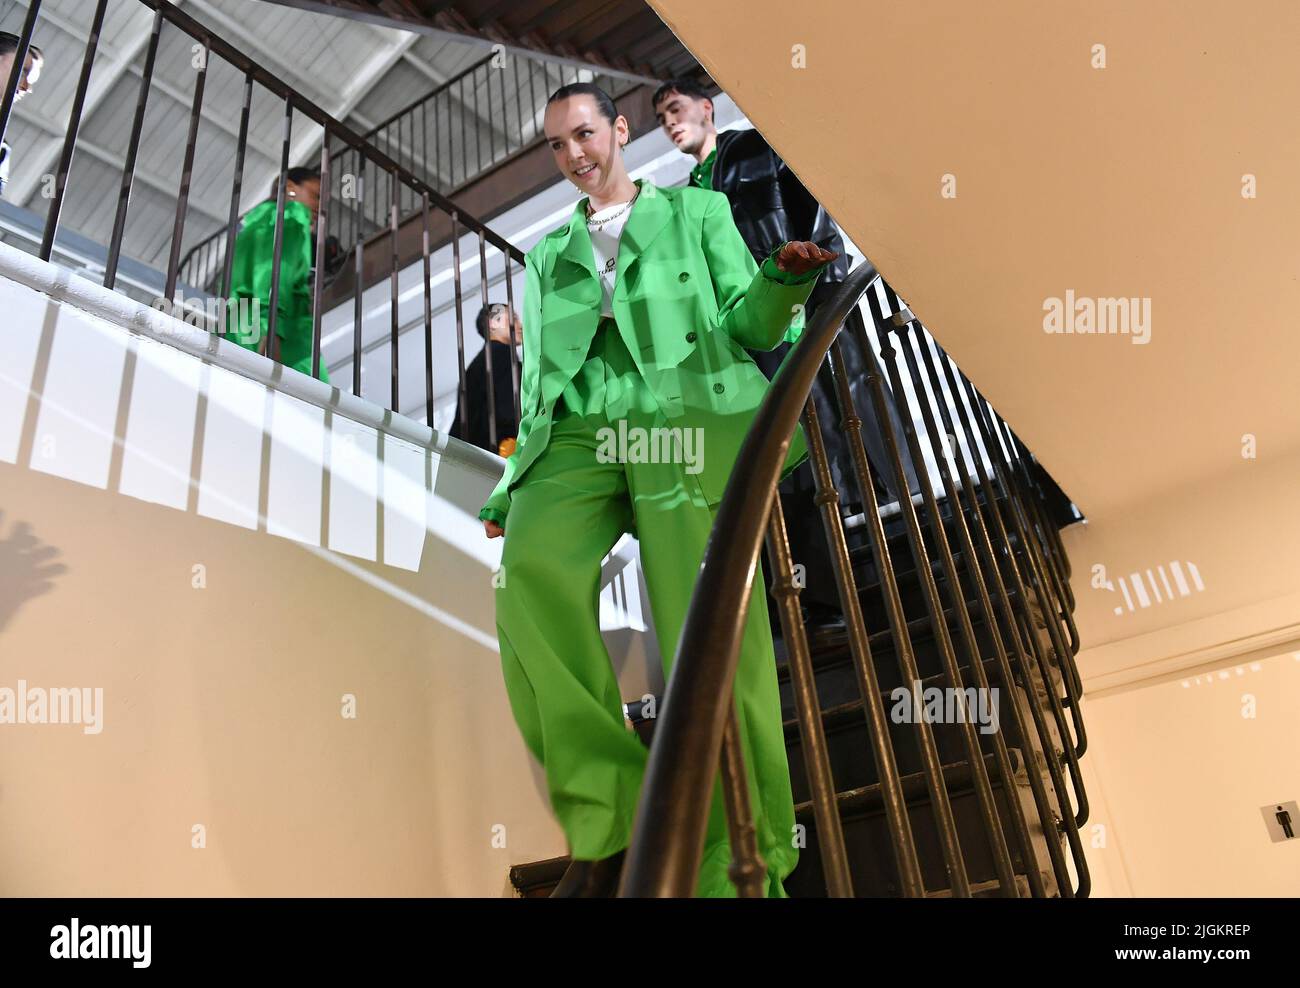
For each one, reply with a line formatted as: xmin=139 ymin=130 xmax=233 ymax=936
xmin=495 ymin=316 xmax=798 ymax=897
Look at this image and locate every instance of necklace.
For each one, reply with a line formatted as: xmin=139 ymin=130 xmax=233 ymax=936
xmin=586 ymin=188 xmax=638 ymax=228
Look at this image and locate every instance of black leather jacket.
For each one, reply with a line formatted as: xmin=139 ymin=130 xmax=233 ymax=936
xmin=710 ymin=128 xmax=849 ymax=291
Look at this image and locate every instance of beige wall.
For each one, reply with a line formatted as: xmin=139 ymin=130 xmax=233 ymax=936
xmin=1080 ymin=649 xmax=1300 ymax=897
xmin=0 ymin=265 xmax=663 ymax=895
xmin=648 ymin=0 xmax=1300 ymax=522
xmin=652 ymin=0 xmax=1300 ymax=895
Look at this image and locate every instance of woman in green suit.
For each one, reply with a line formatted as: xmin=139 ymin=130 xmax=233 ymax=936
xmin=481 ymin=83 xmax=836 ymax=897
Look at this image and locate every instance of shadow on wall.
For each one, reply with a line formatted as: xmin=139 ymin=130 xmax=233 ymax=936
xmin=0 ymin=511 xmax=66 ymax=635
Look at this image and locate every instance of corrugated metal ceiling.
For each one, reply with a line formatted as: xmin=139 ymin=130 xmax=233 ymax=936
xmin=0 ymin=0 xmax=487 ymax=274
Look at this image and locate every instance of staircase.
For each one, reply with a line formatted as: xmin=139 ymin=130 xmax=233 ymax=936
xmin=508 ymin=493 xmax=1078 ymax=898
xmin=507 ymin=278 xmax=1086 ymax=898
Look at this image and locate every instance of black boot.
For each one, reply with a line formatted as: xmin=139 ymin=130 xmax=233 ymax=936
xmin=549 ymin=849 xmax=627 ymax=898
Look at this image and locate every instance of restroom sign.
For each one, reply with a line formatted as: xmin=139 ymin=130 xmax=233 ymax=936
xmin=1260 ymin=801 xmax=1298 ymax=843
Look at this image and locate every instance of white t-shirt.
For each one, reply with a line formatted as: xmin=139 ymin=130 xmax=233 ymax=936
xmin=586 ymin=197 xmax=635 ymax=317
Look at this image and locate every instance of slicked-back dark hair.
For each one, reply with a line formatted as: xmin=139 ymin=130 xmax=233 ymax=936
xmin=546 ymin=81 xmax=618 ymax=125
xmin=652 ymin=76 xmax=713 ymax=112
xmin=476 ymin=302 xmax=508 ymax=340
xmin=270 ymin=166 xmax=320 ymax=196
xmin=0 ymin=32 xmax=44 ymax=61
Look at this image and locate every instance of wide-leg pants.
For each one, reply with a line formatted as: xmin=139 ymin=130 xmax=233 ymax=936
xmin=494 ymin=316 xmax=798 ymax=897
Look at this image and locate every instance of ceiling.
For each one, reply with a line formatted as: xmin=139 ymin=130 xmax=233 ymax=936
xmin=259 ymin=0 xmax=701 ymax=82
xmin=645 ymin=0 xmax=1300 ymax=528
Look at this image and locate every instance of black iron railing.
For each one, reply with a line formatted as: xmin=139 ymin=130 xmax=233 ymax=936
xmin=177 ymin=46 xmax=635 ymax=301
xmin=620 ymin=265 xmax=1090 ymax=898
xmin=1 ymin=0 xmax=527 ymax=437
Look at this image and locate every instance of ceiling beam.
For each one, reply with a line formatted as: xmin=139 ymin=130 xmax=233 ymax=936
xmin=386 ymin=49 xmax=513 ymax=158
xmin=183 ymin=0 xmax=338 ymax=106
xmin=284 ymin=28 xmax=423 ymax=180
xmin=10 ymin=104 xmax=229 ymax=225
xmin=255 ymin=0 xmax=658 ymax=85
xmin=9 ymin=2 xmax=164 ymax=204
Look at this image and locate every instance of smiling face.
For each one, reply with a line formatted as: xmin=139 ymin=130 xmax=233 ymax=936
xmin=543 ymin=94 xmax=630 ymax=198
xmin=654 ymin=89 xmax=713 ymax=156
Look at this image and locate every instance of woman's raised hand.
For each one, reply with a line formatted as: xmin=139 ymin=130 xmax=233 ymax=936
xmin=775 ymin=241 xmax=839 ymax=277
xmin=484 ymin=520 xmax=504 ymax=539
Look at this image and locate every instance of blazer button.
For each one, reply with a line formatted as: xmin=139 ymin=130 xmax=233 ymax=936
xmin=685 ymin=331 xmax=697 ymax=343
xmin=678 ymin=271 xmax=690 ymax=283
xmin=713 ymin=382 xmax=725 ymax=394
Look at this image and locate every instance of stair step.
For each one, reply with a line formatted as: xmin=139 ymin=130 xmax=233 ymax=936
xmin=785 ymin=752 xmax=1042 ymax=897
xmin=508 ymin=855 xmax=569 ymax=897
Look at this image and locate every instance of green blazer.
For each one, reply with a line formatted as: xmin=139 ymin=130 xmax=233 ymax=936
xmin=479 ymin=177 xmax=822 ymax=529
xmin=227 ymin=199 xmax=329 ymax=383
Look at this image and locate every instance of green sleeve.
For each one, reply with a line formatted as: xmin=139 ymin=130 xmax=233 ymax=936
xmin=275 ymin=201 xmax=314 ymax=339
xmin=477 ymin=248 xmax=544 ymax=529
xmin=761 ymin=242 xmax=823 ymax=344
xmin=698 ymin=193 xmax=821 ymax=352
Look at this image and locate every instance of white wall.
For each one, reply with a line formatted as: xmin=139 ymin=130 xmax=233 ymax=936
xmin=0 ymin=244 xmax=663 ymax=895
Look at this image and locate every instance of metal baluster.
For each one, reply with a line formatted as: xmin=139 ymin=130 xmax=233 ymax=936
xmin=473 ymin=65 xmax=483 ymax=175
xmin=163 ymin=34 xmax=209 ymax=304
xmin=459 ymin=77 xmax=467 ymax=186
xmin=526 ymin=57 xmax=538 ymax=142
xmin=432 ymin=90 xmax=441 ymax=192
xmin=219 ymin=73 xmax=253 ymax=309
xmin=857 ymin=299 xmax=972 ymax=896
xmin=763 ymin=495 xmax=854 ymax=897
xmin=485 ymin=58 xmax=496 ymax=165
xmin=266 ymin=95 xmax=293 ymax=364
xmin=478 ymin=230 xmax=495 ymax=448
xmin=718 ymin=705 xmax=766 ymax=898
xmin=502 ymin=252 xmax=520 ymax=427
xmin=886 ymin=320 xmax=1026 ymax=895
xmin=421 ymin=192 xmax=433 ymax=428
xmin=389 ymin=169 xmax=400 ymax=412
xmin=451 ymin=211 xmax=467 ymax=439
xmin=352 ymin=151 xmax=364 ymax=397
xmin=988 ymin=410 xmax=1088 ymax=756
xmin=950 ymin=367 xmax=1090 ymax=896
xmin=40 ymin=0 xmax=108 ymax=261
xmin=420 ymin=96 xmax=428 ymax=188
xmin=1004 ymin=427 xmax=1082 ymax=661
xmin=909 ymin=329 xmax=1062 ymax=896
xmin=509 ymin=55 xmax=521 ymax=155
xmin=310 ymin=134 xmax=331 ymax=382
xmin=801 ymin=355 xmax=928 ymax=897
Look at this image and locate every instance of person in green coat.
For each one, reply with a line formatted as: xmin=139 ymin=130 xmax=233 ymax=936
xmin=479 ymin=82 xmax=836 ymax=897
xmin=226 ymin=167 xmax=328 ymax=382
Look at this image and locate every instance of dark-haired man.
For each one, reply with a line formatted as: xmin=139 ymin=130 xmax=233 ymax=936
xmin=654 ymin=77 xmax=918 ymax=625
xmin=450 ymin=302 xmax=523 ymax=456
xmin=0 ymin=33 xmax=44 ymax=198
